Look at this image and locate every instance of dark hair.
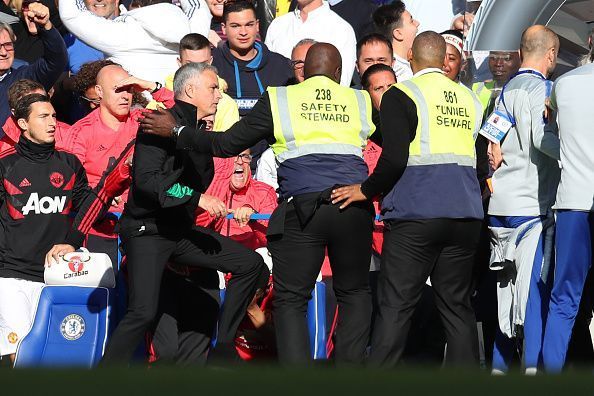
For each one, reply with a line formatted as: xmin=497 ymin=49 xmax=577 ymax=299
xmin=361 ymin=63 xmax=396 ymax=90
xmin=72 ymin=59 xmax=118 ymax=93
xmin=372 ymin=1 xmax=406 ymax=41
xmin=14 ymin=93 xmax=51 ymax=121
xmin=223 ymin=0 xmax=256 ymax=22
xmin=8 ymin=79 xmax=44 ymax=110
xmin=440 ymin=29 xmax=464 ymax=41
xmin=356 ymin=33 xmax=393 ymax=60
xmin=179 ymin=33 xmax=211 ymax=53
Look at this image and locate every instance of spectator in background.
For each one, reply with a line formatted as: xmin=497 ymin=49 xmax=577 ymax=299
xmin=62 ymin=0 xmax=120 ymax=75
xmin=356 ymin=33 xmax=393 ymax=79
xmin=373 ymin=0 xmax=419 ymax=82
xmin=59 ymin=0 xmax=204 ymax=82
xmin=440 ymin=29 xmax=464 ymax=82
xmin=212 ymin=0 xmax=292 ymax=171
xmin=361 ymin=63 xmax=396 ymax=111
xmin=162 ymin=33 xmax=239 ymax=131
xmin=290 ymin=38 xmax=316 ymax=83
xmin=212 ymin=1 xmax=292 ymax=116
xmin=66 ymin=64 xmax=173 ymax=267
xmin=403 ymin=0 xmax=466 ymax=33
xmin=330 ymin=0 xmax=376 ymax=41
xmin=1 ymin=79 xmax=69 ymax=151
xmin=0 ymin=4 xmax=67 ymax=126
xmin=265 ymin=0 xmax=357 ymax=86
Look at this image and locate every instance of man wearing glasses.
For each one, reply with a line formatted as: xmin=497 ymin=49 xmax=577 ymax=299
xmin=0 ymin=3 xmax=67 ymax=127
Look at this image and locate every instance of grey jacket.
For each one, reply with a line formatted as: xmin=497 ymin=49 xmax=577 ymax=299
xmin=488 ymin=70 xmax=560 ymax=216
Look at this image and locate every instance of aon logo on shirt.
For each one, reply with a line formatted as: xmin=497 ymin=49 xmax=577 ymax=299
xmin=22 ymin=193 xmax=67 ymax=215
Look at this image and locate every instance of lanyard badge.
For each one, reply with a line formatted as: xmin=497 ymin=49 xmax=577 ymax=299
xmin=479 ymin=110 xmax=513 ymax=144
xmin=478 ymin=69 xmax=549 ymax=144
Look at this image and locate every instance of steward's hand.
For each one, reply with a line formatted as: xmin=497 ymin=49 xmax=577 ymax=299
xmin=198 ymin=194 xmax=228 ymax=219
xmin=139 ymin=109 xmax=176 ymax=138
xmin=331 ymin=184 xmax=367 ymax=209
xmin=45 ymin=244 xmax=75 ymax=267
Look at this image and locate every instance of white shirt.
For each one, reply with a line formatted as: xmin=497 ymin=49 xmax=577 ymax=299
xmin=551 ymin=62 xmax=594 ymax=211
xmin=403 ymin=0 xmax=465 ymax=33
xmin=60 ymin=0 xmax=206 ymax=82
xmin=393 ymin=54 xmax=413 ymax=82
xmin=264 ymin=1 xmax=356 ymax=87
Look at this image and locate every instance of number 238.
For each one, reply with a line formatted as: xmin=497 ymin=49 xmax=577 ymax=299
xmin=315 ymin=89 xmax=331 ymax=100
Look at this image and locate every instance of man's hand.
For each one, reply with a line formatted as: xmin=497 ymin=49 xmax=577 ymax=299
xmin=24 ymin=2 xmax=52 ymax=34
xmin=45 ymin=244 xmax=75 ymax=267
xmin=231 ymin=206 xmax=255 ymax=227
xmin=139 ymin=109 xmax=177 ymax=138
xmin=487 ymin=141 xmax=503 ymax=171
xmin=330 ymin=184 xmax=368 ymax=209
xmin=114 ymin=76 xmax=159 ymax=93
xmin=198 ymin=194 xmax=228 ymax=219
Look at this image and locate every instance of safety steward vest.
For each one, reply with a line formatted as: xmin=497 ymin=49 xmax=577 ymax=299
xmin=472 ymin=80 xmax=495 ymax=111
xmin=381 ymin=71 xmax=484 ymax=220
xmin=268 ymin=75 xmax=375 ymax=198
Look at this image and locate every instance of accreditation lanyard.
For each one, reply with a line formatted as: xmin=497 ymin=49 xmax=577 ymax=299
xmin=498 ymin=69 xmax=550 ymax=127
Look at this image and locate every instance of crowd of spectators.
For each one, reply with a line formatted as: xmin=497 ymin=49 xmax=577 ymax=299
xmin=0 ymin=0 xmax=592 ymax=374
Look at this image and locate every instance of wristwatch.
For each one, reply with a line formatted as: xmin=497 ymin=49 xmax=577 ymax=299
xmin=171 ymin=125 xmax=184 ymax=140
xmin=151 ymin=81 xmax=162 ymax=93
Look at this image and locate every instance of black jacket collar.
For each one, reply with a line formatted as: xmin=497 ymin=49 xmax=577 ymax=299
xmin=171 ymin=99 xmax=208 ymax=132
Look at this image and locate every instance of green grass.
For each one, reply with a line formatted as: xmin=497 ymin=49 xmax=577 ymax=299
xmin=1 ymin=366 xmax=593 ymax=395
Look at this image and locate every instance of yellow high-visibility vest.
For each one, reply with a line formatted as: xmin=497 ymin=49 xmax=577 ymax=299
xmin=472 ymin=80 xmax=496 ymax=112
xmin=396 ymin=72 xmax=483 ymax=168
xmin=268 ymin=75 xmax=375 ymax=163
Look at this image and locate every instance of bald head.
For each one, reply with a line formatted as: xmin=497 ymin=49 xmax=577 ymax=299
xmin=96 ymin=65 xmax=129 ymax=89
xmin=303 ymin=43 xmax=342 ymax=83
xmin=410 ymin=31 xmax=446 ymax=73
xmin=95 ymin=64 xmax=132 ymax=119
xmin=521 ymin=25 xmax=559 ymax=60
xmin=520 ymin=25 xmax=559 ymax=77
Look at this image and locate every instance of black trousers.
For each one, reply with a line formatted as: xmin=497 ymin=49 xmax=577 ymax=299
xmin=369 ymin=218 xmax=482 ymax=367
xmin=102 ymin=224 xmax=265 ymax=364
xmin=267 ymin=201 xmax=374 ymax=365
xmin=150 ymin=269 xmax=220 ymax=366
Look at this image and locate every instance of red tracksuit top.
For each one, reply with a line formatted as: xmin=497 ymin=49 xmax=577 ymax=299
xmin=195 ymin=157 xmax=278 ymax=250
xmin=64 ymin=89 xmax=175 ymax=238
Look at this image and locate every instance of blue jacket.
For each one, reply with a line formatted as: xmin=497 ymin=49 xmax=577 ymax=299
xmin=0 ymin=27 xmax=67 ymax=130
xmin=212 ymin=41 xmax=293 ymax=116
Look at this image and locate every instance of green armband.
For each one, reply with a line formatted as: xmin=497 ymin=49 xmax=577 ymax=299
xmin=166 ymin=183 xmax=194 ymax=198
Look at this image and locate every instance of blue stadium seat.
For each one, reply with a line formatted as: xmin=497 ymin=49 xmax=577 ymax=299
xmin=13 ymin=286 xmax=110 ymax=368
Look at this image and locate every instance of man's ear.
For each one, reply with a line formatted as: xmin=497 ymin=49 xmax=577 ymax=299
xmin=393 ymin=27 xmax=403 ymax=42
xmin=177 ymin=57 xmax=182 ymax=67
xmin=407 ymin=47 xmax=413 ymax=62
xmin=184 ymin=83 xmax=194 ymax=98
xmin=221 ymin=22 xmax=227 ymax=37
xmin=95 ymin=85 xmax=103 ymax=100
xmin=334 ymin=65 xmax=342 ymax=83
xmin=17 ymin=118 xmax=27 ymax=131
